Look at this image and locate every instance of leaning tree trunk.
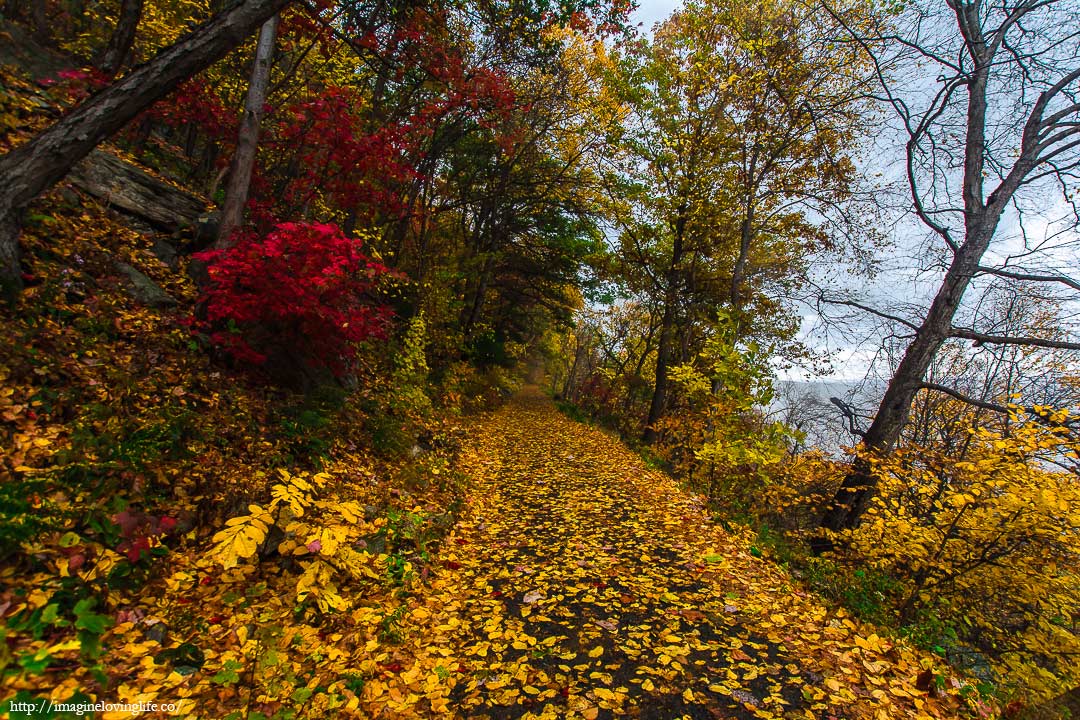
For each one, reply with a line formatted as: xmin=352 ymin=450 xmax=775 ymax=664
xmin=0 ymin=0 xmax=292 ymax=298
xmin=97 ymin=0 xmax=145 ymax=77
xmin=818 ymin=234 xmax=991 ymax=531
xmin=819 ymin=51 xmax=1017 ymax=531
xmin=215 ymin=13 xmax=279 ymax=247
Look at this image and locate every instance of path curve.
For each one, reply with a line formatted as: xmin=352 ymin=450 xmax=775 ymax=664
xmin=380 ymin=389 xmax=957 ymax=720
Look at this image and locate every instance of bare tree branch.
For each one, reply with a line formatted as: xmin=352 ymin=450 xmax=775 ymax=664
xmin=919 ymin=381 xmax=1011 ymax=413
xmin=975 ymin=265 xmax=1080 ymax=292
xmin=830 ymin=396 xmax=867 ymax=438
xmin=820 ymin=295 xmax=922 ymax=330
xmin=920 ymin=382 xmax=1079 ymax=430
xmin=950 ymin=327 xmax=1080 ymax=351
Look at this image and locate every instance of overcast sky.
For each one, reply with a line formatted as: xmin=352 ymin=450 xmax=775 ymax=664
xmin=631 ymin=0 xmax=680 ymax=33
xmin=618 ymin=0 xmax=1079 ymax=388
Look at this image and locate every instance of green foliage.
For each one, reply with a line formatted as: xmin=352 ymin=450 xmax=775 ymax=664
xmin=272 ymin=393 xmax=345 ymax=468
xmin=211 ymin=658 xmax=243 ymax=686
xmin=554 ymin=399 xmax=591 ymax=425
xmin=467 ymin=329 xmax=513 ymax=369
xmin=899 ymin=609 xmax=959 ymax=656
xmin=360 ymin=315 xmax=434 ymax=457
xmin=383 ymin=552 xmax=415 ymax=588
xmin=379 ymin=605 xmax=408 ymax=644
xmin=656 ymin=311 xmax=798 ymax=507
xmin=361 ymin=405 xmax=414 ymax=457
xmin=0 ymin=475 xmax=64 ymax=559
xmin=60 ymin=403 xmax=199 ymax=479
xmin=392 ymin=315 xmax=434 ymax=420
xmin=380 ymin=507 xmax=435 ymax=556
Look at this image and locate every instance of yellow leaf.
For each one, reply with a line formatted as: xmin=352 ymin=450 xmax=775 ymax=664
xmin=211 ymin=515 xmax=267 ymax=569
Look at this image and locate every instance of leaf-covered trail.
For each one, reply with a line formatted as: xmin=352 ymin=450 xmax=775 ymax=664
xmin=374 ymin=389 xmax=958 ymax=719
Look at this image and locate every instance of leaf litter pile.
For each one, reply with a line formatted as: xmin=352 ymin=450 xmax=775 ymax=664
xmin=390 ymin=389 xmax=967 ymax=720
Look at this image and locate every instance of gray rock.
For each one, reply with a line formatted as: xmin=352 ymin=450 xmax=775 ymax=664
xmin=730 ymin=688 xmax=761 ymax=707
xmin=362 ymin=533 xmax=387 ymax=555
xmin=69 ymin=149 xmax=207 ymax=232
xmin=144 ymin=622 xmax=168 ymax=644
xmin=115 ymin=262 xmax=176 ymax=307
xmin=945 ymin=644 xmax=996 ymax=684
xmin=151 ymin=237 xmax=179 ymax=269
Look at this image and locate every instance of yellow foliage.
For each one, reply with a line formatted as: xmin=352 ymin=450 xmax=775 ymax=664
xmin=61 ymin=0 xmax=212 ymax=63
xmin=210 ymin=504 xmax=272 ymax=569
xmin=843 ymin=410 xmax=1080 ymax=701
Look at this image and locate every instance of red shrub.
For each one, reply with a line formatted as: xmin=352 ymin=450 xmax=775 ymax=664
xmin=193 ymin=222 xmax=394 ymax=376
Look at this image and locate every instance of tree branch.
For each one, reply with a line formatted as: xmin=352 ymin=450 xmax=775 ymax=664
xmin=949 ymin=327 xmax=1080 ymax=351
xmin=830 ymin=396 xmax=867 ymax=438
xmin=976 ymin=265 xmax=1080 ymax=292
xmin=919 ymin=381 xmax=1010 ymax=414
xmin=919 ymin=382 xmax=1079 ymax=430
xmin=821 ymin=295 xmax=921 ymax=331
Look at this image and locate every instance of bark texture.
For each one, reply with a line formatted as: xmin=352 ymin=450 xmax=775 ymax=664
xmin=0 ymin=0 xmax=292 ymax=297
xmin=97 ymin=0 xmax=145 ymax=77
xmin=216 ymin=13 xmax=279 ymax=247
xmin=642 ymin=204 xmax=687 ymax=444
xmin=69 ymin=149 xmax=209 ymax=231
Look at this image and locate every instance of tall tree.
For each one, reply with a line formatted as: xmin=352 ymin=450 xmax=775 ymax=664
xmin=606 ymin=0 xmax=869 ymax=442
xmin=216 ymin=14 xmax=280 ymax=246
xmin=819 ymin=0 xmax=1080 ymax=531
xmin=0 ymin=0 xmax=292 ymax=298
xmin=607 ymin=15 xmax=732 ymax=442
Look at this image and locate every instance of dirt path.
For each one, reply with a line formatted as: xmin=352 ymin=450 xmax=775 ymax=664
xmin=372 ymin=389 xmax=959 ymax=720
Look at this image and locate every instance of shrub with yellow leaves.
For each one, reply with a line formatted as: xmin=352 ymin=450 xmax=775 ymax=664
xmin=210 ymin=469 xmax=386 ymax=613
xmin=654 ymin=318 xmax=798 ymax=516
xmin=841 ymin=407 xmax=1080 ymax=703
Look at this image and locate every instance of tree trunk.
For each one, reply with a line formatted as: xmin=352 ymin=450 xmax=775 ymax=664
xmin=4 ymin=0 xmax=24 ymax=21
xmin=642 ymin=294 xmax=677 ymax=443
xmin=0 ymin=217 xmax=20 ymax=300
xmin=730 ymin=157 xmax=757 ymax=325
xmin=29 ymin=0 xmax=49 ymax=45
xmin=813 ymin=7 xmax=1039 ymax=534
xmin=820 ymin=50 xmax=1008 ymax=531
xmin=97 ymin=0 xmax=144 ymax=77
xmin=0 ymin=0 xmax=292 ymax=298
xmin=730 ymin=208 xmax=754 ymax=315
xmin=462 ymin=253 xmax=494 ymax=340
xmin=642 ymin=203 xmax=687 ymax=443
xmin=216 ymin=13 xmax=278 ymax=247
xmin=818 ymin=232 xmax=992 ymax=530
